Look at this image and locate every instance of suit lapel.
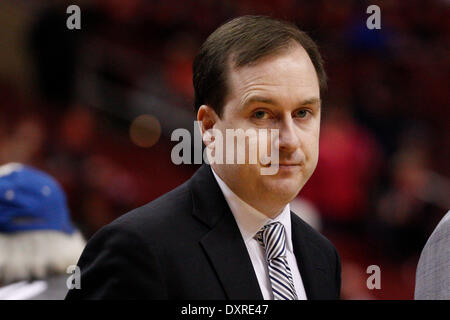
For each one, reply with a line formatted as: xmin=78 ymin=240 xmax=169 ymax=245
xmin=291 ymin=213 xmax=330 ymax=300
xmin=189 ymin=165 xmax=263 ymax=299
xmin=200 ymin=210 xmax=263 ymax=299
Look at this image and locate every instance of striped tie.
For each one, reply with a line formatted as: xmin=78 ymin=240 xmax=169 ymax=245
xmin=255 ymin=222 xmax=298 ymax=300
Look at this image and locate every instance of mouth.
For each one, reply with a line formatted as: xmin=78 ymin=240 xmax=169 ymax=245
xmin=278 ymin=163 xmax=302 ymax=170
xmin=260 ymin=162 xmax=303 ymax=167
xmin=258 ymin=162 xmax=304 ymax=176
xmin=262 ymin=163 xmax=303 ymax=174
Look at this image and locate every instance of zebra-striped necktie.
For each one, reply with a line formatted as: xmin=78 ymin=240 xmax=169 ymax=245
xmin=255 ymin=222 xmax=298 ymax=300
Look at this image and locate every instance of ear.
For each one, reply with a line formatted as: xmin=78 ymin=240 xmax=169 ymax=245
xmin=197 ymin=105 xmax=219 ymax=148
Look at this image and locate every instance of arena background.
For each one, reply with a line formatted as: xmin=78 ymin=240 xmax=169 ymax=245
xmin=0 ymin=0 xmax=448 ymax=299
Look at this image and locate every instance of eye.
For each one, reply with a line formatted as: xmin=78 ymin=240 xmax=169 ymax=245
xmin=252 ymin=110 xmax=270 ymax=120
xmin=294 ymin=109 xmax=310 ymax=118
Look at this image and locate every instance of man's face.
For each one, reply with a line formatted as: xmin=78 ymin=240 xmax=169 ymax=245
xmin=209 ymin=44 xmax=321 ymax=216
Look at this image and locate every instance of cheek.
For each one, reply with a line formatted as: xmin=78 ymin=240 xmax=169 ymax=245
xmin=310 ymin=144 xmax=319 ymax=170
xmin=303 ymin=130 xmax=320 ymax=164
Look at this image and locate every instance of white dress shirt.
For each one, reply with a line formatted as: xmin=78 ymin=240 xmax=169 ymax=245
xmin=211 ymin=168 xmax=307 ymax=300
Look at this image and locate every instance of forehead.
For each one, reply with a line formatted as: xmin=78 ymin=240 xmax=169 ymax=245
xmin=226 ymin=45 xmax=320 ymax=107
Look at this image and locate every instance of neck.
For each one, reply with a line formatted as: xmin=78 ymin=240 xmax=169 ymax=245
xmin=245 ymin=199 xmax=286 ymax=219
xmin=211 ymin=165 xmax=289 ymax=219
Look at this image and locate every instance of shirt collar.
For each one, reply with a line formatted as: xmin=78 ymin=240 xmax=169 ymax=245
xmin=211 ymin=167 xmax=294 ymax=253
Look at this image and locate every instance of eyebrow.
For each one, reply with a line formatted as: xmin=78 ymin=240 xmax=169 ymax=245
xmin=241 ymin=95 xmax=321 ymax=109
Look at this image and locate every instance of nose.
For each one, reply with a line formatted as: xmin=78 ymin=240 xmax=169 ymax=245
xmin=276 ymin=117 xmax=301 ymax=153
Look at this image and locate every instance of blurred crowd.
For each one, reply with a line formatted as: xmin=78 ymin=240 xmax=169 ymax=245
xmin=0 ymin=0 xmax=448 ymax=299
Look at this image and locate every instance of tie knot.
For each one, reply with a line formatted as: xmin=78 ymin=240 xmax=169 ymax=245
xmin=254 ymin=222 xmax=287 ymax=260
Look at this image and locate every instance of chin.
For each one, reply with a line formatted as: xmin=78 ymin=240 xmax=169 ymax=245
xmin=261 ymin=176 xmax=304 ymax=202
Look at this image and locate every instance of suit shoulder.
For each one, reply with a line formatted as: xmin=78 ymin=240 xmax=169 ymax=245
xmin=420 ymin=211 xmax=450 ymax=258
xmin=107 ymin=181 xmax=193 ymax=238
xmin=428 ymin=211 xmax=450 ymax=244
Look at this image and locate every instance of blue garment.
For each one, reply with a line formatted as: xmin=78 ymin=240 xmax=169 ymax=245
xmin=0 ymin=163 xmax=75 ymax=234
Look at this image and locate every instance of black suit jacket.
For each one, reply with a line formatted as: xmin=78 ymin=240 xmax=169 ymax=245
xmin=66 ymin=165 xmax=341 ymax=299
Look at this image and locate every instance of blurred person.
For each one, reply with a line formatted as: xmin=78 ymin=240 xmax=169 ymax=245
xmin=66 ymin=16 xmax=341 ymax=300
xmin=0 ymin=117 xmax=45 ymax=165
xmin=78 ymin=155 xmax=141 ymax=234
xmin=415 ymin=210 xmax=450 ymax=300
xmin=0 ymin=163 xmax=85 ymax=299
xmin=58 ymin=105 xmax=97 ymax=155
xmin=373 ymin=142 xmax=447 ymax=261
xmin=300 ymin=99 xmax=382 ymax=234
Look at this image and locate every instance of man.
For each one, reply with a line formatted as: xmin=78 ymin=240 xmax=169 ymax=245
xmin=66 ymin=15 xmax=341 ymax=300
xmin=0 ymin=163 xmax=85 ymax=299
xmin=415 ymin=210 xmax=450 ymax=300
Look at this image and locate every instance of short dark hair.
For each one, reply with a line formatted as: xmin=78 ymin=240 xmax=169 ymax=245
xmin=193 ymin=15 xmax=327 ymax=116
